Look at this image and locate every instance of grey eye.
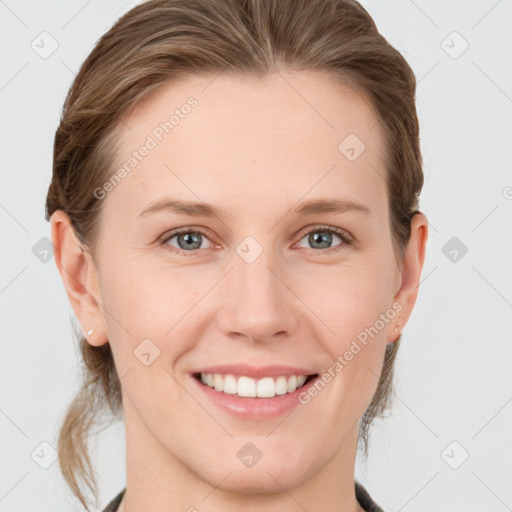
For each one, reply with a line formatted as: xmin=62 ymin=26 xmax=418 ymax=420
xmin=165 ymin=231 xmax=211 ymax=251
xmin=296 ymin=228 xmax=345 ymax=250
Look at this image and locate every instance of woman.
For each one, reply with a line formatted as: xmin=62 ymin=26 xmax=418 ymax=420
xmin=46 ymin=0 xmax=428 ymax=510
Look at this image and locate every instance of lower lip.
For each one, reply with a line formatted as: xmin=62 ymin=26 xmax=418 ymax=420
xmin=191 ymin=374 xmax=319 ymax=420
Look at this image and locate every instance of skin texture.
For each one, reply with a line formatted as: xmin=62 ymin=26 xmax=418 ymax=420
xmin=51 ymin=71 xmax=428 ymax=512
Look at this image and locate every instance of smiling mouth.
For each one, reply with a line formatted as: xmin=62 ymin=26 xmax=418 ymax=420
xmin=193 ymin=372 xmax=319 ymax=398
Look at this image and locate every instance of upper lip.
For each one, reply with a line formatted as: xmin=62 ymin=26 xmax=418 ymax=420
xmin=191 ymin=364 xmax=318 ymax=379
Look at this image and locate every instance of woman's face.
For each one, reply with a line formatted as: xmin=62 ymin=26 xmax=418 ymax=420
xmin=56 ymin=71 xmax=426 ymax=495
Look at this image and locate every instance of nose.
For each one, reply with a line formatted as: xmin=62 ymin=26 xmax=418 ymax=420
xmin=216 ymin=247 xmax=299 ymax=345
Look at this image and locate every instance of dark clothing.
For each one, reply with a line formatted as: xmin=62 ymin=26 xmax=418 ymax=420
xmin=102 ymin=488 xmax=124 ymax=512
xmin=102 ymin=481 xmax=384 ymax=511
xmin=355 ymin=481 xmax=385 ymax=512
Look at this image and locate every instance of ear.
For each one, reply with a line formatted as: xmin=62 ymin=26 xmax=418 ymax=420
xmin=387 ymin=212 xmax=429 ymax=343
xmin=50 ymin=210 xmax=108 ymax=347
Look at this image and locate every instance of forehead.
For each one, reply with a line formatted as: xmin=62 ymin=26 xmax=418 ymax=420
xmin=106 ymin=71 xmax=387 ymax=220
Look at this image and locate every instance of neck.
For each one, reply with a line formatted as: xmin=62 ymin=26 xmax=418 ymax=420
xmin=120 ymin=400 xmax=364 ymax=512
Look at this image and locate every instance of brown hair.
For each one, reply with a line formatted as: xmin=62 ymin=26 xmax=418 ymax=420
xmin=45 ymin=0 xmax=423 ymax=509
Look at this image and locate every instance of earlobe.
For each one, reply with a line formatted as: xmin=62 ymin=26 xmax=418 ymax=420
xmin=50 ymin=210 xmax=108 ymax=347
xmin=388 ymin=212 xmax=429 ymax=343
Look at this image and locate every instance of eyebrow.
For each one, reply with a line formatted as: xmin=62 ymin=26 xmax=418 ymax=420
xmin=137 ymin=197 xmax=371 ymax=219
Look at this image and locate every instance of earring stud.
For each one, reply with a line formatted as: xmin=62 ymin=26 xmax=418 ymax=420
xmin=87 ymin=329 xmax=94 ymax=336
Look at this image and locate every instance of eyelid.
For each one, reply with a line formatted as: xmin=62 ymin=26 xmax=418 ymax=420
xmin=158 ymin=224 xmax=354 ymax=255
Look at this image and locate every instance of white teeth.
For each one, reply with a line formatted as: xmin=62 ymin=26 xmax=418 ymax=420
xmin=213 ymin=373 xmax=223 ymax=392
xmin=287 ymin=375 xmax=297 ymax=393
xmin=238 ymin=376 xmax=256 ymax=397
xmin=198 ymin=372 xmax=312 ymax=398
xmin=223 ymin=374 xmax=238 ymax=394
xmin=275 ymin=376 xmax=288 ymax=395
xmin=256 ymin=377 xmax=275 ymax=398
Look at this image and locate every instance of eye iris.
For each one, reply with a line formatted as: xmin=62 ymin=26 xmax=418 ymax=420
xmin=178 ymin=232 xmax=202 ymax=250
xmin=309 ymin=231 xmax=332 ymax=249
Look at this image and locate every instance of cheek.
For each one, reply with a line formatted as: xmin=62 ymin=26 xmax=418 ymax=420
xmin=304 ymin=258 xmax=395 ymax=344
xmin=98 ymin=266 xmax=192 ymax=419
xmin=98 ymin=258 xmax=207 ymax=370
xmin=300 ymin=259 xmax=394 ymax=410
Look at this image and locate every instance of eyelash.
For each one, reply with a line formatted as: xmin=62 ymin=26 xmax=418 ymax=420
xmin=157 ymin=225 xmax=353 ymax=257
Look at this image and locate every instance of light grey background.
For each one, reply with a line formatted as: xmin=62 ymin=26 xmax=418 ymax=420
xmin=1 ymin=1 xmax=511 ymax=511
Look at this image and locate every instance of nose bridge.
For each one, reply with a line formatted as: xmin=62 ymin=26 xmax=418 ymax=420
xmin=218 ymin=240 xmax=296 ymax=342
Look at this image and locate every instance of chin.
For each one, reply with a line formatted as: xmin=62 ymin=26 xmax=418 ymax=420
xmin=193 ymin=453 xmax=314 ymax=494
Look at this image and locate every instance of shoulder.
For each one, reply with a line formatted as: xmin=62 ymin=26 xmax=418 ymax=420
xmin=355 ymin=480 xmax=386 ymax=512
xmin=102 ymin=488 xmax=126 ymax=512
